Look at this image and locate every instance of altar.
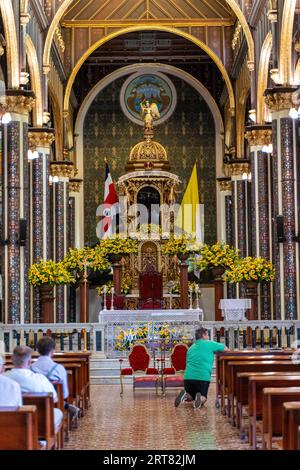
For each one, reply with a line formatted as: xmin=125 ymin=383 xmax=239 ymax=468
xmin=98 ymin=308 xmax=203 ymax=357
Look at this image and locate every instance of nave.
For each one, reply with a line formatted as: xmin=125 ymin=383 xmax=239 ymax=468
xmin=64 ymin=384 xmax=248 ymax=451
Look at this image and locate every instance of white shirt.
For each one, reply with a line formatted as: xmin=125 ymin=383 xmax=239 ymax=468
xmin=0 ymin=374 xmax=22 ymax=407
xmin=5 ymin=368 xmax=58 ymax=402
xmin=31 ymin=356 xmax=69 ymax=399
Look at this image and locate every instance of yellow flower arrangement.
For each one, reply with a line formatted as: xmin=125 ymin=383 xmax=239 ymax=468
xmin=63 ymin=246 xmax=110 ymax=273
xmin=224 ymin=256 xmax=276 ymax=283
xmin=98 ymin=236 xmax=138 ymax=256
xmin=162 ymin=235 xmax=201 ymax=256
xmin=28 ymin=259 xmax=75 ymax=286
xmin=194 ymin=241 xmax=240 ymax=271
xmin=97 ymin=274 xmax=133 ymax=295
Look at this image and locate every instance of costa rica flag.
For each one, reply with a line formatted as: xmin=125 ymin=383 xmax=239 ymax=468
xmin=100 ymin=162 xmax=119 ymax=238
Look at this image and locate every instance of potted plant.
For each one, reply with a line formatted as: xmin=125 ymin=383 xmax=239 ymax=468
xmin=98 ymin=236 xmax=138 ymax=263
xmin=62 ymin=246 xmax=110 ymax=279
xmin=162 ymin=235 xmax=201 ymax=261
xmin=28 ymin=259 xmax=75 ymax=323
xmin=194 ymin=241 xmax=240 ymax=278
xmin=224 ymin=256 xmax=276 ymax=284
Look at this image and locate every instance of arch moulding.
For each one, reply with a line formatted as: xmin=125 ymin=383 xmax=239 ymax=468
xmin=26 ymin=35 xmax=43 ymax=126
xmin=74 ymin=63 xmax=225 ymax=247
xmin=0 ymin=0 xmax=19 ymax=88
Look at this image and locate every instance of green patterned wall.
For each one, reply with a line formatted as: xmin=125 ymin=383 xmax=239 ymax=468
xmin=83 ymin=76 xmax=216 ymax=246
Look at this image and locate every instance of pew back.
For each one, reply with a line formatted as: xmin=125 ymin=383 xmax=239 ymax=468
xmin=0 ymin=405 xmax=39 ymax=450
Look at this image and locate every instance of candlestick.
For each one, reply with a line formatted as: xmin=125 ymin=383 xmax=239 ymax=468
xmin=103 ymin=285 xmax=107 ymax=311
xmin=111 ymin=287 xmax=114 ymax=310
xmin=195 ymin=285 xmax=200 ymax=310
xmin=189 ymin=287 xmax=193 ymax=310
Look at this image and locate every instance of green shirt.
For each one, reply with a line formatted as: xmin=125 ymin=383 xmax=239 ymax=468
xmin=184 ymin=339 xmax=225 ymax=382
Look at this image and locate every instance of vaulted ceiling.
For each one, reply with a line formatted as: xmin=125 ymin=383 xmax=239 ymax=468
xmin=63 ymin=0 xmax=234 ymax=24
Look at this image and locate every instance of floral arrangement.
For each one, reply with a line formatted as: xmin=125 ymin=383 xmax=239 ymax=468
xmin=97 ymin=274 xmax=133 ymax=295
xmin=114 ymin=323 xmax=191 ymax=351
xmin=224 ymin=256 xmax=276 ymax=283
xmin=136 ymin=223 xmax=161 ymax=239
xmin=28 ymin=260 xmax=75 ymax=286
xmin=98 ymin=236 xmax=138 ymax=256
xmin=162 ymin=235 xmax=201 ymax=256
xmin=188 ymin=282 xmax=203 ymax=296
xmin=63 ymin=246 xmax=110 ymax=273
xmin=194 ymin=241 xmax=240 ymax=271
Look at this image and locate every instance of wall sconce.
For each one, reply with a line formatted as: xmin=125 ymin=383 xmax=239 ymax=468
xmin=28 ymin=149 xmax=39 ymax=160
xmin=289 ymin=107 xmax=299 ymax=119
xmin=262 ymin=144 xmax=273 ymax=154
xmin=248 ymin=109 xmax=256 ymax=123
xmin=242 ymin=172 xmax=248 ymax=180
xmin=1 ymin=112 xmax=11 ymax=124
xmin=43 ymin=111 xmax=51 ymax=125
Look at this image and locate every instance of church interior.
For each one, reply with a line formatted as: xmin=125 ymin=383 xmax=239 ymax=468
xmin=0 ymin=0 xmax=300 ymax=453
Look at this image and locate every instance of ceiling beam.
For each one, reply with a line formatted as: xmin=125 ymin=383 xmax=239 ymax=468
xmin=61 ymin=18 xmax=235 ymax=27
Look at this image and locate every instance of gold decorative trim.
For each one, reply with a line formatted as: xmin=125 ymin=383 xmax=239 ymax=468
xmin=28 ymin=130 xmax=55 ymax=150
xmin=279 ymin=0 xmax=296 ymax=85
xmin=230 ymin=162 xmax=251 ymax=176
xmin=265 ymin=88 xmax=298 ymax=112
xmin=0 ymin=93 xmax=35 ymax=115
xmin=232 ymin=22 xmax=242 ymax=50
xmin=245 ymin=128 xmax=272 ymax=146
xmin=218 ymin=179 xmax=232 ymax=191
xmin=69 ymin=179 xmax=82 ymax=193
xmin=55 ymin=27 xmax=65 ymax=53
xmin=267 ymin=9 xmax=277 ymax=23
xmin=50 ymin=161 xmax=74 ymax=178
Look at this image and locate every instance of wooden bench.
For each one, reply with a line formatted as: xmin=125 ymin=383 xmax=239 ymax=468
xmin=22 ymin=392 xmax=62 ymax=450
xmin=0 ymin=405 xmax=39 ymax=450
xmin=236 ymin=372 xmax=300 ymax=438
xmin=282 ymin=402 xmax=300 ymax=450
xmin=227 ymin=361 xmax=300 ymax=423
xmin=262 ymin=387 xmax=300 ymax=449
xmin=217 ymin=353 xmax=292 ymax=414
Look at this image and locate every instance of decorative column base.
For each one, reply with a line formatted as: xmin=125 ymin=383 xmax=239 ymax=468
xmin=179 ymin=260 xmax=189 ymax=309
xmin=39 ymin=285 xmax=54 ymax=323
xmin=80 ymin=279 xmax=89 ymax=323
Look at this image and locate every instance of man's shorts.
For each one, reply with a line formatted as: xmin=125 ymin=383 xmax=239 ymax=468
xmin=184 ymin=379 xmax=210 ymax=400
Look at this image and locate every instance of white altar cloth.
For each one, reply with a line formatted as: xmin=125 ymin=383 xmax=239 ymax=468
xmin=98 ymin=309 xmax=203 ymax=323
xmin=219 ymin=299 xmax=251 ymax=321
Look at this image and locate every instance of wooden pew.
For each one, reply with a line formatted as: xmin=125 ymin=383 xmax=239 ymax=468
xmin=217 ymin=353 xmax=292 ymax=414
xmin=227 ymin=361 xmax=300 ymax=422
xmin=282 ymin=402 xmax=300 ymax=450
xmin=236 ymin=372 xmax=300 ymax=438
xmin=0 ymin=406 xmax=39 ymax=450
xmin=22 ymin=392 xmax=62 ymax=450
xmin=248 ymin=376 xmax=300 ymax=449
xmin=298 ymin=425 xmax=300 ymax=450
xmin=52 ymin=381 xmax=69 ymax=443
xmin=262 ymin=387 xmax=300 ymax=449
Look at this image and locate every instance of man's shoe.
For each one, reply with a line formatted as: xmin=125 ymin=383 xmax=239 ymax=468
xmin=194 ymin=392 xmax=202 ymax=409
xmin=174 ymin=390 xmax=187 ymax=407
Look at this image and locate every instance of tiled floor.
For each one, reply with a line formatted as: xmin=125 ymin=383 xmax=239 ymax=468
xmin=65 ymin=384 xmax=250 ymax=450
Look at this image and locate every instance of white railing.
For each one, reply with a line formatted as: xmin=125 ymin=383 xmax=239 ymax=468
xmin=1 ymin=320 xmax=299 ymax=355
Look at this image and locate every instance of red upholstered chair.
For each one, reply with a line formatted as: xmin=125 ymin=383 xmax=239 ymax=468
xmin=162 ymin=343 xmax=188 ymax=396
xmin=119 ymin=344 xmax=159 ymax=395
xmin=106 ymin=294 xmax=125 ymax=310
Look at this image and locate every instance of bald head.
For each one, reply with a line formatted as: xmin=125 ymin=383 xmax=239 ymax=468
xmin=12 ymin=346 xmax=32 ymax=368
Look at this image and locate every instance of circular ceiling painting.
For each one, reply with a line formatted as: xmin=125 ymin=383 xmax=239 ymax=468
xmin=120 ymin=71 xmax=177 ymax=126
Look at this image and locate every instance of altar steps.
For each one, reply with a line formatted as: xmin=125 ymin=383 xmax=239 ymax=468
xmin=89 ymin=356 xmax=216 ymax=385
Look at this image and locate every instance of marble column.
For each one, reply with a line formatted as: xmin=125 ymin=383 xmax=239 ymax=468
xmin=1 ymin=91 xmax=35 ymax=324
xmin=265 ymin=87 xmax=300 ymax=320
xmin=69 ymin=179 xmax=82 ymax=322
xmin=230 ymin=161 xmax=252 ymax=300
xmin=245 ymin=125 xmax=273 ymax=320
xmin=217 ymin=178 xmax=235 ymax=299
xmin=28 ymin=129 xmax=54 ymax=322
xmin=50 ymin=161 xmax=74 ymax=323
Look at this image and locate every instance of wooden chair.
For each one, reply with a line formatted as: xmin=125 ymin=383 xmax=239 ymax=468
xmin=52 ymin=381 xmax=69 ymax=443
xmin=22 ymin=392 xmax=62 ymax=450
xmin=262 ymin=387 xmax=300 ymax=449
xmin=162 ymin=343 xmax=188 ymax=396
xmin=119 ymin=344 xmax=159 ymax=395
xmin=0 ymin=406 xmax=39 ymax=450
xmin=282 ymin=402 xmax=300 ymax=450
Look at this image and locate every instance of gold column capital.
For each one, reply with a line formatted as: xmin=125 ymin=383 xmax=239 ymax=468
xmin=245 ymin=125 xmax=272 ymax=146
xmin=0 ymin=90 xmax=35 ymax=116
xmin=28 ymin=128 xmax=55 ymax=150
xmin=50 ymin=161 xmax=74 ymax=178
xmin=228 ymin=160 xmax=251 ymax=177
xmin=69 ymin=178 xmax=83 ymax=193
xmin=264 ymin=86 xmax=299 ymax=112
xmin=217 ymin=178 xmax=232 ymax=191
xmin=267 ymin=9 xmax=277 ymax=22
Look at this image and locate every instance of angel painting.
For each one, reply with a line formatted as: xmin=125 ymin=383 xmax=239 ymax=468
xmin=140 ymin=100 xmax=160 ymax=130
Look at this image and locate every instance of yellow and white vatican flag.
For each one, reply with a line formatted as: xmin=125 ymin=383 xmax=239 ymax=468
xmin=175 ymin=163 xmax=203 ymax=241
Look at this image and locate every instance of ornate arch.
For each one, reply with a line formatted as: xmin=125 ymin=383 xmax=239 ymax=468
xmin=279 ymin=0 xmax=296 ymax=85
xmin=257 ymin=32 xmax=272 ymax=124
xmin=74 ymin=63 xmax=224 ymax=246
xmin=0 ymin=0 xmax=19 ymax=88
xmin=43 ymin=0 xmax=254 ymax=74
xmin=26 ymin=35 xmax=43 ymax=126
xmin=63 ymin=25 xmax=235 ymax=115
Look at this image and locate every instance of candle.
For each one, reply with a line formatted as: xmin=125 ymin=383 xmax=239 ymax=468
xmin=111 ymin=287 xmax=115 ymax=310
xmin=103 ymin=285 xmax=107 ymax=311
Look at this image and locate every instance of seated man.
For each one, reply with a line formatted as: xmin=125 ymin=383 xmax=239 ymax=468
xmin=5 ymin=346 xmax=63 ymax=432
xmin=31 ymin=337 xmax=79 ymax=422
xmin=0 ymin=355 xmax=22 ymax=406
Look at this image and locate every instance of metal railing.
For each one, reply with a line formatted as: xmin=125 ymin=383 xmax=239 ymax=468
xmin=0 ymin=320 xmax=299 ymax=355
